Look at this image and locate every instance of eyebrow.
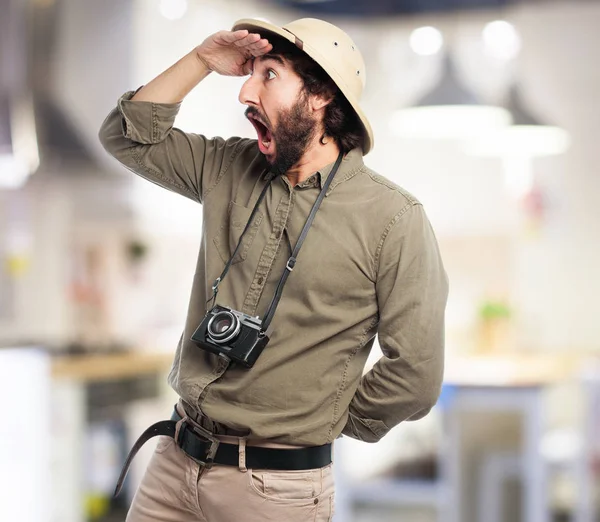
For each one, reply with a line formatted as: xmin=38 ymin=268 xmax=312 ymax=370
xmin=257 ymin=54 xmax=286 ymax=68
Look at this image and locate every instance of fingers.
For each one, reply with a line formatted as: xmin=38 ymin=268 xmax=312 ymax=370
xmin=216 ymin=29 xmax=271 ymax=49
xmin=218 ymin=29 xmax=250 ymax=43
xmin=213 ymin=29 xmax=272 ymax=60
xmin=233 ymin=32 xmax=262 ymax=48
xmin=247 ymin=38 xmax=272 ymax=57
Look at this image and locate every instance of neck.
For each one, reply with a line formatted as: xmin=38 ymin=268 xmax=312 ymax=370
xmin=285 ymin=137 xmax=341 ymax=187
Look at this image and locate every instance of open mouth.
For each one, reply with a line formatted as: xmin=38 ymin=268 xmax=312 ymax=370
xmin=247 ymin=113 xmax=273 ymax=155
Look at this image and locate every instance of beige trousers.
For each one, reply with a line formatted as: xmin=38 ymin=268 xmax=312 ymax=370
xmin=126 ymin=435 xmax=336 ymax=522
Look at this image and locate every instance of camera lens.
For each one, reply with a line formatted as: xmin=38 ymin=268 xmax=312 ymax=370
xmin=213 ymin=316 xmax=232 ymax=334
xmin=207 ymin=310 xmax=241 ymax=344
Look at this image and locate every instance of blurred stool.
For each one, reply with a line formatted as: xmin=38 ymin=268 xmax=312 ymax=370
xmin=478 ymin=451 xmax=522 ymax=522
xmin=477 ymin=363 xmax=600 ymax=522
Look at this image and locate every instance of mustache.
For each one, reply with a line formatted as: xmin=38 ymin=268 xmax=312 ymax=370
xmin=244 ymin=107 xmax=272 ymax=129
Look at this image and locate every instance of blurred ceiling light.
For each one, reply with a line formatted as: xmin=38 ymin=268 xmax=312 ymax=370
xmin=467 ymin=85 xmax=570 ymax=198
xmin=409 ymin=26 xmax=444 ymax=56
xmin=0 ymin=94 xmax=39 ymax=190
xmin=159 ymin=0 xmax=188 ymax=21
xmin=391 ymin=55 xmax=511 ymax=140
xmin=467 ymin=86 xmax=571 ymax=157
xmin=483 ymin=20 xmax=521 ymax=61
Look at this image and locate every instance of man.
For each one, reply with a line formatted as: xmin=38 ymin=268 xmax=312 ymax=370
xmin=99 ymin=17 xmax=448 ymax=522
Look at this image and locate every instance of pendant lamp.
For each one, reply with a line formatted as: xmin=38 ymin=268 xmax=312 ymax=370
xmin=390 ymin=54 xmax=512 ymax=140
xmin=467 ymin=84 xmax=570 ymax=198
xmin=467 ymin=84 xmax=571 ymax=157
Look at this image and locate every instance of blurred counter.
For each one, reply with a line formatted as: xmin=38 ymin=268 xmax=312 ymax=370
xmin=444 ymin=353 xmax=589 ymax=387
xmin=51 ymin=351 xmax=173 ymax=382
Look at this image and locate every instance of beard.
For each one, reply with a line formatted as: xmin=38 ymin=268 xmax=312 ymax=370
xmin=247 ymin=95 xmax=318 ymax=177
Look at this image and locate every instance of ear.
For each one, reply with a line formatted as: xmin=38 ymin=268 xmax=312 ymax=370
xmin=310 ymin=92 xmax=334 ymax=113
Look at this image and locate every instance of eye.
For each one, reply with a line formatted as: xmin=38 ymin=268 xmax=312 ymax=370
xmin=266 ymin=69 xmax=277 ymax=80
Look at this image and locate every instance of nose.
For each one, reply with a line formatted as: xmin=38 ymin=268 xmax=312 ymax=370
xmin=238 ymin=74 xmax=260 ymax=107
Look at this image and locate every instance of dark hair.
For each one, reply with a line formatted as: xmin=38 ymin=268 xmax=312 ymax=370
xmin=267 ymin=34 xmax=365 ymax=153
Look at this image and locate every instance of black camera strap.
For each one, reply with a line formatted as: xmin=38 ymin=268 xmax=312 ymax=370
xmin=207 ymin=152 xmax=344 ymax=332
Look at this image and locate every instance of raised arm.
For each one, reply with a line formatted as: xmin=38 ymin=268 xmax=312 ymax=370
xmin=131 ymin=29 xmax=272 ymax=103
xmin=98 ymin=30 xmax=271 ymax=203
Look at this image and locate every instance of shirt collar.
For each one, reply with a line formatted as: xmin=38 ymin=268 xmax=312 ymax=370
xmin=262 ymin=148 xmax=364 ymax=196
xmin=319 ymin=148 xmax=364 ymax=196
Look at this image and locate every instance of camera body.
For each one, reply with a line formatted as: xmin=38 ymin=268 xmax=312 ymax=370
xmin=190 ymin=304 xmax=270 ymax=368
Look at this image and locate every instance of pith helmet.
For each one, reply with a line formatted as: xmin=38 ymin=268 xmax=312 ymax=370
xmin=232 ymin=17 xmax=374 ymax=154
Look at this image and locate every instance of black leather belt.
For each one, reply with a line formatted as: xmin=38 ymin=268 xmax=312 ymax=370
xmin=114 ymin=406 xmax=332 ymax=497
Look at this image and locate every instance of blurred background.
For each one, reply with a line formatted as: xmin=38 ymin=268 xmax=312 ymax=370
xmin=1 ymin=0 xmax=599 ymax=521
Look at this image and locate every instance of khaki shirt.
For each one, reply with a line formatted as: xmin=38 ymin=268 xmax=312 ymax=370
xmin=98 ymin=90 xmax=449 ymax=446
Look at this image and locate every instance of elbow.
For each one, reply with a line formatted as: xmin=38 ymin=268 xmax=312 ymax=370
xmin=98 ymin=113 xmax=118 ymax=154
xmin=98 ymin=124 xmax=110 ymax=153
xmin=97 ymin=107 xmax=130 ymax=158
xmin=407 ymin=383 xmax=442 ymax=422
xmin=406 ymin=404 xmax=434 ymax=422
xmin=97 ymin=111 xmax=136 ymax=168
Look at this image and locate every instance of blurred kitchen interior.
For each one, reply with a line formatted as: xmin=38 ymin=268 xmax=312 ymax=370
xmin=1 ymin=0 xmax=599 ymax=521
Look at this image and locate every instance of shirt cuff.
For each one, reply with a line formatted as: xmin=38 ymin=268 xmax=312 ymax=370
xmin=116 ymin=87 xmax=182 ymax=144
xmin=341 ymin=410 xmax=389 ymax=443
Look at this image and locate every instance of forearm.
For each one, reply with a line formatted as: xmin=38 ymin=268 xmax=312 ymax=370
xmin=342 ymin=351 xmax=444 ymax=442
xmin=98 ymin=29 xmax=267 ymax=201
xmin=131 ymin=47 xmax=211 ymax=104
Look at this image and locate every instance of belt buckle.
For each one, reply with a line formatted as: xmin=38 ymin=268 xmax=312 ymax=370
xmin=177 ymin=420 xmax=220 ymax=470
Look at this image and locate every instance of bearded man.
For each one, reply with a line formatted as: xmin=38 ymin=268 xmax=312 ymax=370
xmin=99 ymin=17 xmax=448 ymax=522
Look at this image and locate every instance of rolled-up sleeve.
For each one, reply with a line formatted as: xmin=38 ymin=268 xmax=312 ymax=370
xmin=343 ymin=202 xmax=449 ymax=443
xmin=98 ymin=89 xmax=251 ymax=204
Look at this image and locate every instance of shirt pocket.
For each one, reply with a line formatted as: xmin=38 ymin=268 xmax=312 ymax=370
xmin=213 ymin=201 xmax=263 ymax=265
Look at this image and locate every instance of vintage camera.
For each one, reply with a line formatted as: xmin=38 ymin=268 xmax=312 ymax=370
xmin=190 ymin=304 xmax=270 ymax=368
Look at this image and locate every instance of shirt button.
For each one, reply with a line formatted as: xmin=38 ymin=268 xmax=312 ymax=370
xmin=257 ymin=277 xmax=264 ymax=285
